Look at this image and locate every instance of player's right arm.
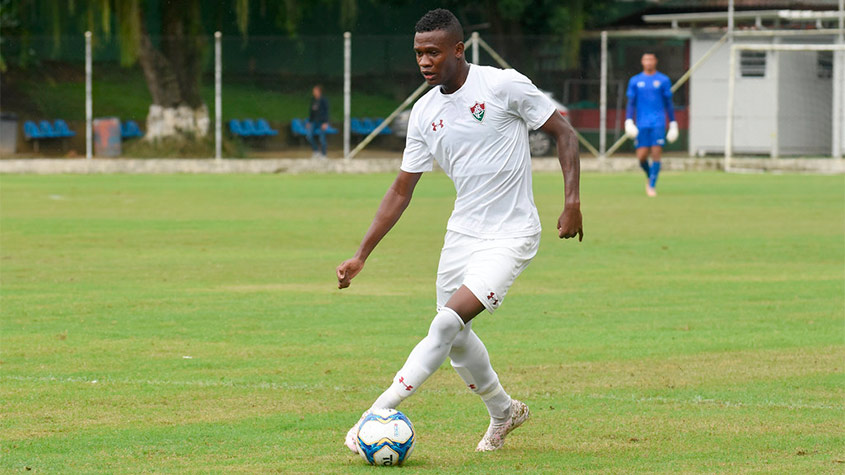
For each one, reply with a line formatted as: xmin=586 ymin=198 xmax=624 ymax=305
xmin=336 ymin=170 xmax=423 ymax=289
xmin=624 ymin=76 xmax=639 ymax=138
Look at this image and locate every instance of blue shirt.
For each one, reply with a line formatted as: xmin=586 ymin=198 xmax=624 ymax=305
xmin=626 ymin=72 xmax=675 ymax=128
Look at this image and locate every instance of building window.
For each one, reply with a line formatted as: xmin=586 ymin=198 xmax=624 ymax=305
xmin=740 ymin=50 xmax=766 ymax=78
xmin=817 ymin=51 xmax=833 ymax=79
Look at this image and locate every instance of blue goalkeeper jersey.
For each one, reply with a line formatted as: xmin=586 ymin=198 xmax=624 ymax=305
xmin=626 ymin=71 xmax=675 ymax=128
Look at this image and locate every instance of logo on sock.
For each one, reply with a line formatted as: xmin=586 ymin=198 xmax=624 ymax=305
xmin=398 ymin=376 xmax=414 ymax=392
xmin=468 ymin=384 xmax=476 ymax=390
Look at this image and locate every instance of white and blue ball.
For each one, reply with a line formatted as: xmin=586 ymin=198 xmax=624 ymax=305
xmin=356 ymin=409 xmax=415 ymax=466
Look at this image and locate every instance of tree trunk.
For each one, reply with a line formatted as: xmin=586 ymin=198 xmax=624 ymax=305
xmin=136 ymin=0 xmax=208 ymax=140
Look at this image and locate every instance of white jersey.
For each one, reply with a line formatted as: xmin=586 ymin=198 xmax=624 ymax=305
xmin=401 ymin=64 xmax=556 ymax=239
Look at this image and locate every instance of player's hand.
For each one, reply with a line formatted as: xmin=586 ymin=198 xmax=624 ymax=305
xmin=666 ymin=121 xmax=679 ymax=143
xmin=624 ymin=119 xmax=639 ymax=139
xmin=321 ymin=123 xmax=328 ymax=131
xmin=557 ymin=205 xmax=583 ymax=241
xmin=336 ymin=257 xmax=365 ymax=289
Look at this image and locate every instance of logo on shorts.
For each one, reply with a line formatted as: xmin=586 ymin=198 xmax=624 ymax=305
xmin=470 ymin=102 xmax=485 ymax=122
xmin=487 ymin=291 xmax=499 ymax=306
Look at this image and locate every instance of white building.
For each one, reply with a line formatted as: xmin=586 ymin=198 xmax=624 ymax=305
xmin=644 ymin=9 xmax=844 ymax=158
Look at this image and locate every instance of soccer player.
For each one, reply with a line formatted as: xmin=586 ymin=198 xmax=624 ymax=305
xmin=337 ymin=9 xmax=582 ymax=453
xmin=624 ymin=52 xmax=678 ymax=197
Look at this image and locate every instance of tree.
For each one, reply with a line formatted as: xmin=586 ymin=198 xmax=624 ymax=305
xmin=3 ymin=0 xmax=309 ymax=140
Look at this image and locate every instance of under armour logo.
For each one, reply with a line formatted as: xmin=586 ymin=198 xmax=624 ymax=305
xmin=431 ymin=119 xmax=444 ymax=131
xmin=468 ymin=384 xmax=476 ymax=390
xmin=398 ymin=376 xmax=414 ymax=391
xmin=487 ymin=292 xmax=499 ymax=306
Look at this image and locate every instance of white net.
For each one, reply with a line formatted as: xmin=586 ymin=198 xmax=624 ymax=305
xmin=725 ymin=43 xmax=844 ymax=170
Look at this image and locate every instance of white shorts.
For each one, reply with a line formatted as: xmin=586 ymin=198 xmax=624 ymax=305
xmin=436 ymin=231 xmax=540 ymax=314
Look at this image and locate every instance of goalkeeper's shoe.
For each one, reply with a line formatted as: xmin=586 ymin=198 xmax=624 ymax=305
xmin=476 ymin=399 xmax=530 ymax=452
xmin=344 ymin=409 xmax=372 ymax=453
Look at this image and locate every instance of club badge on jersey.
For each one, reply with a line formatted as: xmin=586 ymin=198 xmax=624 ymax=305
xmin=470 ymin=102 xmax=485 ymax=122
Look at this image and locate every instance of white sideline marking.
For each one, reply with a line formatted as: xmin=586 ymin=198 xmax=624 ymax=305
xmin=587 ymin=393 xmax=843 ymax=411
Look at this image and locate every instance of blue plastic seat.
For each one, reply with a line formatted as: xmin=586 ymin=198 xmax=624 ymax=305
xmin=255 ymin=118 xmax=278 ymax=136
xmin=325 ymin=124 xmax=339 ymax=135
xmin=121 ymin=120 xmax=143 ymax=138
xmin=24 ymin=120 xmax=44 ymax=139
xmin=229 ymin=119 xmax=246 ymax=136
xmin=361 ymin=118 xmax=376 ymax=135
xmin=39 ymin=120 xmax=59 ymax=138
xmin=374 ymin=118 xmax=392 ymax=135
xmin=240 ymin=119 xmax=259 ymax=136
xmin=53 ymin=119 xmax=76 ymax=137
xmin=290 ymin=118 xmax=309 ymax=136
xmin=349 ymin=118 xmax=366 ymax=135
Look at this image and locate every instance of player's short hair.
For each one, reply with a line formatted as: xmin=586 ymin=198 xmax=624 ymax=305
xmin=415 ymin=9 xmax=463 ymax=43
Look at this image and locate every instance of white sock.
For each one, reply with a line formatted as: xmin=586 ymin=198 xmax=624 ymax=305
xmin=449 ymin=324 xmax=511 ymax=425
xmin=371 ymin=307 xmax=464 ymax=410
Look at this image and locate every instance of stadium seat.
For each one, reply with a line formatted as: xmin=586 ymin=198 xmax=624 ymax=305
xmin=240 ymin=119 xmax=259 ymax=137
xmin=290 ymin=118 xmax=338 ymax=137
xmin=373 ymin=118 xmax=392 ymax=135
xmin=53 ymin=119 xmax=76 ymax=137
xmin=229 ymin=119 xmax=247 ymax=137
xmin=39 ymin=120 xmax=59 ymax=138
xmin=362 ymin=118 xmax=376 ymax=135
xmin=350 ymin=118 xmax=366 ymax=135
xmin=121 ymin=120 xmax=143 ymax=139
xmin=290 ymin=118 xmax=309 ymax=136
xmin=255 ymin=118 xmax=279 ymax=136
xmin=24 ymin=120 xmax=44 ymax=139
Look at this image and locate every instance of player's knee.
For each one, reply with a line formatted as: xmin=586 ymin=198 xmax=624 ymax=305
xmin=427 ymin=307 xmax=464 ymax=343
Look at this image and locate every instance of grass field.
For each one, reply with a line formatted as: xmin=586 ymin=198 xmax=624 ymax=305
xmin=1 ymin=171 xmax=843 ymax=473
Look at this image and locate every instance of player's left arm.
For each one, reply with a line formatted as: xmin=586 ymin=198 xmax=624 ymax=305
xmin=539 ymin=112 xmax=583 ymax=241
xmin=663 ymin=76 xmax=679 ymax=143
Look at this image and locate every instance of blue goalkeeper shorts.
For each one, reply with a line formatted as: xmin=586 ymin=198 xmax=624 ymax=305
xmin=635 ymin=126 xmax=666 ymax=148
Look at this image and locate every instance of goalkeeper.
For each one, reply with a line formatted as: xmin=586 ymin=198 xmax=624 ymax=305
xmin=624 ymin=52 xmax=678 ymax=197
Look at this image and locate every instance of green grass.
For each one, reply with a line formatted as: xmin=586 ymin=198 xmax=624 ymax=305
xmin=1 ymin=172 xmax=843 ymax=473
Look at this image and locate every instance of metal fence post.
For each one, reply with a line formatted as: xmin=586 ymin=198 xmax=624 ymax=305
xmin=85 ymin=31 xmax=92 ymax=160
xmin=215 ymin=31 xmax=222 ymax=162
xmin=599 ymin=30 xmax=608 ymax=163
xmin=344 ymin=32 xmax=351 ymax=160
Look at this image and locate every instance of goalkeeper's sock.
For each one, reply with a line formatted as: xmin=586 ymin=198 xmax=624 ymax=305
xmin=639 ymin=160 xmax=650 ymax=176
xmin=370 ymin=307 xmax=464 ymax=410
xmin=649 ymin=161 xmax=662 ymax=188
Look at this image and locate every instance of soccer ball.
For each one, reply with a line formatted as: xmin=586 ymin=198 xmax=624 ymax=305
xmin=356 ymin=409 xmax=415 ymax=466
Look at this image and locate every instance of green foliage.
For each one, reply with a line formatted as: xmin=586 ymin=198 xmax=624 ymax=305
xmin=1 ymin=172 xmax=842 ymax=472
xmin=14 ymin=66 xmax=399 ymax=123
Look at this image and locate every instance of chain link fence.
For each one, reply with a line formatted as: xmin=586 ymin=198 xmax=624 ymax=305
xmin=2 ymin=32 xmax=690 ymax=159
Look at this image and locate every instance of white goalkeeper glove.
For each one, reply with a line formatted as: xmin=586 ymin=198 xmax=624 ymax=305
xmin=624 ymin=119 xmax=639 ymax=139
xmin=666 ymin=121 xmax=679 ymax=143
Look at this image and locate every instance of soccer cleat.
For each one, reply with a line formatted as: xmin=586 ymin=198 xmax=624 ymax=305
xmin=476 ymin=399 xmax=530 ymax=452
xmin=344 ymin=409 xmax=372 ymax=454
